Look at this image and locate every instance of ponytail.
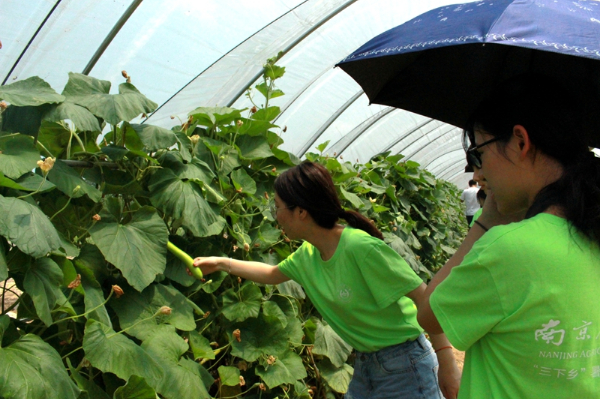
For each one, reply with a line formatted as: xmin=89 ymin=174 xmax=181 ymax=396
xmin=340 ymin=210 xmax=384 ymax=240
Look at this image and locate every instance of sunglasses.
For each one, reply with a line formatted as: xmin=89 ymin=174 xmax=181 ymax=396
xmin=465 ymin=137 xmax=501 ymax=169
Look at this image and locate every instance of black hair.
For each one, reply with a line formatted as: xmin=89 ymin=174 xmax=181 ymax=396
xmin=468 ymin=179 xmax=477 ymax=186
xmin=477 ymin=188 xmax=486 ymax=201
xmin=274 ymin=161 xmax=383 ymax=240
xmin=463 ymin=74 xmax=600 ymax=245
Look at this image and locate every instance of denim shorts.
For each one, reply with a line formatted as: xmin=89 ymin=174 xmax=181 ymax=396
xmin=345 ymin=334 xmax=444 ymax=399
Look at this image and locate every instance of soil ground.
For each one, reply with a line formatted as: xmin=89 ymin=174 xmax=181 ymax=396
xmin=1 ymin=279 xmax=20 ymax=318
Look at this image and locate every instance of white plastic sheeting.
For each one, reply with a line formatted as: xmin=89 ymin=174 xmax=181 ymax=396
xmin=0 ymin=0 xmax=472 ymax=184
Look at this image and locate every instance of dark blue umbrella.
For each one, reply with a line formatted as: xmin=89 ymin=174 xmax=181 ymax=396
xmin=336 ymin=0 xmax=600 ymax=147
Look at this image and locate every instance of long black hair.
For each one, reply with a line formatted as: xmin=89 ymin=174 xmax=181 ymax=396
xmin=274 ymin=161 xmax=383 ymax=240
xmin=464 ymin=74 xmax=600 ymax=245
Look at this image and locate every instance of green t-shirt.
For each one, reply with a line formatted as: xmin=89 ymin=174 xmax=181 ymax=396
xmin=431 ymin=213 xmax=600 ymax=398
xmin=278 ymin=227 xmax=423 ymax=352
xmin=469 ymin=208 xmax=483 ymax=227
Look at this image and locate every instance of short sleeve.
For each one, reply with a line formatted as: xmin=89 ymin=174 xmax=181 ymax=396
xmin=361 ymin=242 xmax=423 ymax=308
xmin=430 ymin=250 xmax=505 ymax=351
xmin=277 ymin=242 xmax=307 ymax=283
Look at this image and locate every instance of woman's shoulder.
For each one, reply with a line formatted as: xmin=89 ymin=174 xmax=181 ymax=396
xmin=342 ymin=227 xmax=384 ymax=250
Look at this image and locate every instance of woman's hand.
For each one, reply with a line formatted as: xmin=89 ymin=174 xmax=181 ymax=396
xmin=189 ymin=256 xmax=225 ymax=276
xmin=436 ymin=348 xmax=461 ymax=399
xmin=478 ymin=192 xmax=526 ymax=229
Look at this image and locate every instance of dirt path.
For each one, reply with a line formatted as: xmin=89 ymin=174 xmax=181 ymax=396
xmin=1 ymin=279 xmax=20 ymax=318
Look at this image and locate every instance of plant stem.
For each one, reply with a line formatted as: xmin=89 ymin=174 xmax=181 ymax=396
xmin=54 ymin=289 xmax=114 ymax=324
xmin=62 ymin=346 xmax=83 ymax=360
xmin=50 ymin=196 xmax=73 ymax=221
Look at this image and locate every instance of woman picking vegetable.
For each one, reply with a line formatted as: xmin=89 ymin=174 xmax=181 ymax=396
xmin=417 ymin=74 xmax=600 ymax=398
xmin=193 ymin=161 xmax=461 ymax=399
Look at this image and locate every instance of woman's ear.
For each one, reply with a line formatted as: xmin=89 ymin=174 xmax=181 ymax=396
xmin=512 ymin=125 xmax=533 ymax=160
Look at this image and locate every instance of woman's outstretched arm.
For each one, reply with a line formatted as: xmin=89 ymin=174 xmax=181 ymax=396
xmin=192 ymin=257 xmax=290 ymax=285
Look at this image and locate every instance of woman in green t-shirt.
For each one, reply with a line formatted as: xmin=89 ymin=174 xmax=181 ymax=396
xmin=192 ymin=161 xmax=461 ymax=398
xmin=417 ymin=74 xmax=600 ymax=398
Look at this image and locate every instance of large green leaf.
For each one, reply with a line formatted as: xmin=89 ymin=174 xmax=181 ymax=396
xmin=230 ymin=314 xmax=289 ymax=362
xmin=189 ymin=330 xmax=215 ymax=361
xmin=89 ymin=205 xmax=168 ymax=292
xmin=44 ymin=101 xmax=102 ymax=132
xmin=262 ymin=300 xmax=287 ymax=328
xmin=235 ymin=135 xmax=273 ymax=160
xmin=158 ymin=151 xmax=215 ymax=184
xmin=312 ymin=320 xmax=353 ymax=368
xmin=47 ymin=159 xmax=102 ymax=202
xmin=82 ymin=282 xmax=112 ymax=328
xmin=0 ymin=195 xmax=61 ymax=258
xmin=1 ymin=105 xmax=49 ymax=137
xmin=319 ymin=359 xmax=354 ymax=394
xmin=141 ymin=327 xmax=211 ymax=399
xmin=0 ymin=76 xmax=65 ymax=106
xmin=0 ymin=133 xmax=40 ymax=179
xmin=0 ymin=334 xmax=80 ymax=399
xmin=113 ymin=375 xmax=157 ymax=399
xmin=149 ymin=168 xmax=225 ymax=238
xmin=65 ymin=73 xmax=157 ymax=125
xmin=218 ymin=366 xmax=240 ymax=386
xmin=0 ymin=171 xmax=30 ymax=191
xmin=15 ymin=172 xmax=56 ymax=193
xmin=188 ymin=106 xmax=241 ymax=129
xmin=36 ymin=121 xmax=71 ymax=158
xmin=129 ymin=123 xmax=177 ymax=151
xmin=23 ymin=258 xmax=64 ymax=326
xmin=230 ymin=167 xmax=257 ymax=195
xmin=255 ymin=349 xmax=307 ymax=389
xmin=221 ymin=283 xmax=263 ymax=322
xmin=82 ymin=320 xmax=164 ymax=384
xmin=110 ymin=283 xmax=196 ymax=340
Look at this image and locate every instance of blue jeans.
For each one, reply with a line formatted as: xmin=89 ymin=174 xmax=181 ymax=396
xmin=345 ymin=334 xmax=444 ymax=399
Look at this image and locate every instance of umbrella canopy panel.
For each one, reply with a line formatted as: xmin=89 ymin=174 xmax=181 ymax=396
xmin=1 ymin=0 xmax=472 ymax=184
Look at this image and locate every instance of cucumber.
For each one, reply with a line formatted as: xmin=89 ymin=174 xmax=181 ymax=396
xmin=167 ymin=241 xmax=203 ymax=280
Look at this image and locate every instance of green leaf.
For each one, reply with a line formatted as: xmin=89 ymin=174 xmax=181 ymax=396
xmin=339 ymin=187 xmax=363 ymax=209
xmin=222 ymin=283 xmax=263 ymax=322
xmin=255 ymin=350 xmax=307 ymax=389
xmin=276 ymin=280 xmax=305 ymax=299
xmin=0 ymin=133 xmax=40 ymax=179
xmin=264 ymin=64 xmax=286 ymax=80
xmin=319 ymin=359 xmax=354 ymax=394
xmin=47 ymin=159 xmax=102 ymax=202
xmin=130 ymin=123 xmax=178 ymax=151
xmin=159 ymin=151 xmax=215 ymax=184
xmin=230 ymin=314 xmax=289 ymax=362
xmin=23 ymin=258 xmax=64 ymax=326
xmin=189 ymin=330 xmax=215 ymax=361
xmin=113 ymin=375 xmax=157 ymax=399
xmin=252 ymin=106 xmax=280 ymax=122
xmin=149 ymin=168 xmax=225 ymax=238
xmin=65 ymin=73 xmax=157 ymax=125
xmin=141 ymin=327 xmax=211 ymax=399
xmin=1 ymin=105 xmax=49 ymax=137
xmin=15 ymin=172 xmax=56 ymax=193
xmin=110 ymin=284 xmax=196 ymax=340
xmin=68 ymin=358 xmax=111 ymax=399
xmin=262 ymin=300 xmax=287 ymax=328
xmin=0 ymin=171 xmax=30 ymax=191
xmin=82 ymin=283 xmax=112 ymax=328
xmin=44 ymin=101 xmax=102 ymax=132
xmin=188 ymin=107 xmax=241 ymax=128
xmin=89 ymin=205 xmax=168 ymax=292
xmin=218 ymin=366 xmax=240 ymax=386
xmin=0 ymin=334 xmax=81 ymax=399
xmin=83 ymin=320 xmax=164 ymax=385
xmin=235 ymin=135 xmax=274 ymax=160
xmin=0 ymin=195 xmax=61 ymax=258
xmin=312 ymin=320 xmax=353 ymax=368
xmin=0 ymin=76 xmax=65 ymax=106
xmin=36 ymin=121 xmax=71 ymax=158
xmin=231 ymin=167 xmax=257 ymax=195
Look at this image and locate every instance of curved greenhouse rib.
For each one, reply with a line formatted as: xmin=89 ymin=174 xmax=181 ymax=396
xmin=2 ymin=0 xmax=63 ymax=85
xmin=296 ymin=89 xmax=364 ymax=157
xmin=144 ymin=0 xmax=358 ymax=127
xmin=426 ymin=149 xmax=465 ymax=175
xmin=421 ymin=143 xmax=463 ymax=169
xmin=436 ymin=162 xmax=468 ymax=181
xmin=403 ymin=124 xmax=461 ymax=160
xmin=326 ymin=107 xmax=396 ymax=157
xmin=378 ymin=118 xmax=436 ymax=154
xmin=82 ymin=0 xmax=143 ymax=75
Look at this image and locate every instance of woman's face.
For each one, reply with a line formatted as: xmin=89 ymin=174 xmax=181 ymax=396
xmin=473 ymin=130 xmax=530 ymax=215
